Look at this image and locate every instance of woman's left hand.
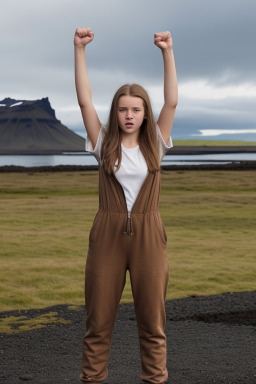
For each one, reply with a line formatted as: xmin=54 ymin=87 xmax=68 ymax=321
xmin=154 ymin=31 xmax=173 ymax=50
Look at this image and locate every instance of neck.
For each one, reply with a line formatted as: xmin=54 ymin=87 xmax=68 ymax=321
xmin=120 ymin=131 xmax=140 ymax=148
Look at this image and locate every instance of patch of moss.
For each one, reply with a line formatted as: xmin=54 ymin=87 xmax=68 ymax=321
xmin=0 ymin=311 xmax=71 ymax=335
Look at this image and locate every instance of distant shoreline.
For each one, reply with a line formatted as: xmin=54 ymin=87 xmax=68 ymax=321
xmin=167 ymin=145 xmax=256 ymax=155
xmin=1 ymin=161 xmax=256 ymax=172
xmin=1 ymin=146 xmax=256 ymax=172
xmin=1 ymin=145 xmax=256 ymax=156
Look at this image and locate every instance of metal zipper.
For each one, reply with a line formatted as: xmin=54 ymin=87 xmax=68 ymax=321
xmin=111 ymin=172 xmax=134 ymax=236
xmin=124 ymin=210 xmax=133 ymax=236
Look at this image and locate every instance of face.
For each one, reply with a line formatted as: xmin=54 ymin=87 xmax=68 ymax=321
xmin=117 ymin=95 xmax=145 ymax=135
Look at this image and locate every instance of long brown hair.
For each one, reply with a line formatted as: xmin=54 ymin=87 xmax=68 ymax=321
xmin=101 ymin=83 xmax=160 ymax=175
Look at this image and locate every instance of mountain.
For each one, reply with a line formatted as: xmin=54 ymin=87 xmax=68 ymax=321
xmin=0 ymin=97 xmax=85 ymax=154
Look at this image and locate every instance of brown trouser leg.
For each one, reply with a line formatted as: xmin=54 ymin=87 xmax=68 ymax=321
xmin=129 ymin=212 xmax=169 ymax=384
xmin=80 ymin=211 xmax=169 ymax=384
xmin=80 ymin=212 xmax=128 ymax=383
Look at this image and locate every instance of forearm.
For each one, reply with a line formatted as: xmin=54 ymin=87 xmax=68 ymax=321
xmin=161 ymin=48 xmax=178 ymax=107
xmin=74 ymin=45 xmax=92 ymax=107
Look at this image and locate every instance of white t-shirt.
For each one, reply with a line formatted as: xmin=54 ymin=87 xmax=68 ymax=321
xmin=114 ymin=143 xmax=148 ymax=212
xmin=85 ymin=124 xmax=173 ymax=211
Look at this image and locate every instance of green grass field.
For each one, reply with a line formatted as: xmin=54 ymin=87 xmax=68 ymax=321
xmin=0 ymin=169 xmax=255 ymax=312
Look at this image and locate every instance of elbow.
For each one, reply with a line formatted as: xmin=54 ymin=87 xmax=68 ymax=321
xmin=76 ymin=91 xmax=92 ymax=108
xmin=165 ymin=99 xmax=178 ymax=109
xmin=78 ymin=100 xmax=86 ymax=108
xmin=171 ymin=93 xmax=178 ymax=108
xmin=165 ymin=93 xmax=178 ymax=109
xmin=78 ymin=98 xmax=92 ymax=109
xmin=170 ymin=94 xmax=178 ymax=108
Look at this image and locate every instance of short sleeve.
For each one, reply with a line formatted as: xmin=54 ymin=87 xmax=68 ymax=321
xmin=85 ymin=124 xmax=106 ymax=164
xmin=156 ymin=124 xmax=173 ymax=161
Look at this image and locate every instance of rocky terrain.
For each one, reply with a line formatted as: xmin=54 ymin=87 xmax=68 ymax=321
xmin=1 ymin=291 xmax=255 ymax=384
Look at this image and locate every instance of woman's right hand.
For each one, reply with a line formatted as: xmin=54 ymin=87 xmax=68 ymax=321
xmin=74 ymin=27 xmax=94 ymax=47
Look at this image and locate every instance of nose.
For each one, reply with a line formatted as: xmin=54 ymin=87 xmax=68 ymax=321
xmin=126 ymin=109 xmax=133 ymax=119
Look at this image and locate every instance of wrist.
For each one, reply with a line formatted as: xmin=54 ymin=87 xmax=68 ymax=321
xmin=161 ymin=48 xmax=173 ymax=60
xmin=74 ymin=43 xmax=86 ymax=49
xmin=161 ymin=47 xmax=173 ymax=53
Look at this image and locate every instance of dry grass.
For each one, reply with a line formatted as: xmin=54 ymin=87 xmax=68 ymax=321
xmin=0 ymin=170 xmax=255 ymax=312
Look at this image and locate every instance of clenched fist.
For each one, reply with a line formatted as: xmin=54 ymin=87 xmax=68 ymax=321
xmin=74 ymin=27 xmax=94 ymax=47
xmin=154 ymin=31 xmax=173 ymax=50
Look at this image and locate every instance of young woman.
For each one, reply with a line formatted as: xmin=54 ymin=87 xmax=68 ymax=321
xmin=74 ymin=27 xmax=178 ymax=384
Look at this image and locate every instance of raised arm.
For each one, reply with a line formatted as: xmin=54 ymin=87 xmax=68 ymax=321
xmin=74 ymin=27 xmax=101 ymax=149
xmin=154 ymin=31 xmax=178 ymax=144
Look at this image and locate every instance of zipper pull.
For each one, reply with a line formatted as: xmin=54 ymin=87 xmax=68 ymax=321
xmin=128 ymin=211 xmax=133 ymax=236
xmin=123 ymin=211 xmax=129 ymax=234
xmin=124 ymin=211 xmax=133 ymax=236
xmin=127 ymin=211 xmax=131 ymax=235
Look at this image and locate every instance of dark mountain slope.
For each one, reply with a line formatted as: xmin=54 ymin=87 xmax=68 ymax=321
xmin=0 ymin=97 xmax=85 ymax=154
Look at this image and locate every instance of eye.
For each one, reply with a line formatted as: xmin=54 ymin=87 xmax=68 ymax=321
xmin=134 ymin=109 xmax=141 ymax=112
xmin=118 ymin=108 xmax=126 ymax=112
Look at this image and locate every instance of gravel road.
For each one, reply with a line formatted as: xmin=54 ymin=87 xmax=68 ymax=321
xmin=1 ymin=291 xmax=256 ymax=384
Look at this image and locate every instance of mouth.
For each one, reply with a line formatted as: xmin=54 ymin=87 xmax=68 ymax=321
xmin=125 ymin=123 xmax=134 ymax=127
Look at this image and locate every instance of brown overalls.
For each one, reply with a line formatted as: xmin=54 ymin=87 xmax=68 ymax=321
xmin=80 ymin=163 xmax=169 ymax=384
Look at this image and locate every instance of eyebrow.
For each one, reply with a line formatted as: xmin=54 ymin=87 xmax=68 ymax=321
xmin=118 ymin=106 xmax=142 ymax=109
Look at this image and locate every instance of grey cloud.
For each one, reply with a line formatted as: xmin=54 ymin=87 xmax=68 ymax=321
xmin=2 ymin=0 xmax=256 ymax=82
xmin=1 ymin=0 xmax=256 ymax=138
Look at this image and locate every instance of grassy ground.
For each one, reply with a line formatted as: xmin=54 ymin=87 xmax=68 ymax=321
xmin=0 ymin=170 xmax=255 ymax=312
xmin=173 ymin=139 xmax=256 ymax=146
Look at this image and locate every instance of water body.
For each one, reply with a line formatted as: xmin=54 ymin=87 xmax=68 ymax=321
xmin=0 ymin=153 xmax=256 ymax=168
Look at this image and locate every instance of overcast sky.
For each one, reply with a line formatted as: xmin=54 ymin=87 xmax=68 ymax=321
xmin=1 ymin=0 xmax=256 ymax=140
